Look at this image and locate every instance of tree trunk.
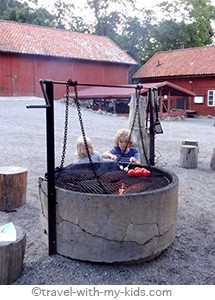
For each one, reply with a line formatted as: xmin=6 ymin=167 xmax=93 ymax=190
xmin=180 ymin=145 xmax=198 ymax=169
xmin=182 ymin=140 xmax=199 ymax=152
xmin=0 ymin=166 xmax=27 ymax=211
xmin=0 ymin=225 xmax=26 ymax=284
xmin=210 ymin=147 xmax=215 ymax=171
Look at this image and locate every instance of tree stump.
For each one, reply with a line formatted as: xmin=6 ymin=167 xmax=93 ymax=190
xmin=182 ymin=140 xmax=199 ymax=152
xmin=210 ymin=147 xmax=215 ymax=171
xmin=180 ymin=145 xmax=198 ymax=169
xmin=0 ymin=166 xmax=27 ymax=211
xmin=0 ymin=225 xmax=26 ymax=284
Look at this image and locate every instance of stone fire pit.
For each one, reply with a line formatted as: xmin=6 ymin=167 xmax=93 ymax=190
xmin=40 ymin=162 xmax=179 ymax=263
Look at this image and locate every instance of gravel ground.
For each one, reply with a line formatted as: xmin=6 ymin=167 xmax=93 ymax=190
xmin=0 ymin=97 xmax=215 ymax=285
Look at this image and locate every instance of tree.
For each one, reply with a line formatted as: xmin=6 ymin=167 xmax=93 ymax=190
xmin=116 ymin=9 xmax=156 ymax=64
xmin=156 ymin=0 xmax=215 ymax=49
xmin=68 ymin=15 xmax=91 ymax=33
xmin=184 ymin=0 xmax=215 ymax=46
xmin=1 ymin=0 xmax=215 ymax=65
xmin=0 ymin=0 xmax=54 ymax=26
xmin=86 ymin=0 xmax=136 ymax=35
xmin=87 ymin=0 xmax=136 ymax=19
xmin=52 ymin=0 xmax=74 ymax=29
xmin=150 ymin=20 xmax=188 ymax=53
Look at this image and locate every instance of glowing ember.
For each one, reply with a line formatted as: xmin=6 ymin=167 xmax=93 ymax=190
xmin=118 ymin=183 xmax=125 ymax=195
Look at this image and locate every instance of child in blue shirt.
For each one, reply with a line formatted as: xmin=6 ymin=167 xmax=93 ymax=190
xmin=102 ymin=128 xmax=140 ymax=163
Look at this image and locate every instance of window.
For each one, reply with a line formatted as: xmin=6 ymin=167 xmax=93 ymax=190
xmin=208 ymin=90 xmax=215 ymax=106
xmin=194 ymin=96 xmax=204 ymax=104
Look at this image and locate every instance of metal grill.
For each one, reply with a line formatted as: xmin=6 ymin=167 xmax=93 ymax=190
xmin=54 ymin=162 xmax=171 ymax=195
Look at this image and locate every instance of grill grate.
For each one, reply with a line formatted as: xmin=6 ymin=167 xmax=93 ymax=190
xmin=55 ymin=163 xmax=170 ymax=195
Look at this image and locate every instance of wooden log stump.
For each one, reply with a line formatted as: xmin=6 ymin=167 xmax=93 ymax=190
xmin=180 ymin=145 xmax=198 ymax=169
xmin=0 ymin=225 xmax=26 ymax=284
xmin=182 ymin=139 xmax=199 ymax=152
xmin=0 ymin=166 xmax=27 ymax=211
xmin=210 ymin=147 xmax=215 ymax=171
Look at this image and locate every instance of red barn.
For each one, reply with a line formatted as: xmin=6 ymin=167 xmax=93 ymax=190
xmin=0 ymin=20 xmax=137 ymax=98
xmin=133 ymin=46 xmax=215 ymax=116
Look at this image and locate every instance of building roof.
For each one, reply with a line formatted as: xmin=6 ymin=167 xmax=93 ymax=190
xmin=0 ymin=20 xmax=137 ymax=65
xmin=133 ymin=45 xmax=215 ymax=79
xmin=67 ymin=81 xmax=195 ymax=100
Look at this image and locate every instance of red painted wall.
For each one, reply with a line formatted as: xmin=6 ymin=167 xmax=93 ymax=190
xmin=168 ymin=77 xmax=215 ymax=116
xmin=140 ymin=76 xmax=215 ymax=116
xmin=0 ymin=54 xmax=35 ymax=95
xmin=0 ymin=53 xmax=131 ymax=98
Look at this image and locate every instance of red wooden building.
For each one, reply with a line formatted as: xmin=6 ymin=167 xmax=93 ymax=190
xmin=68 ymin=81 xmax=195 ymax=117
xmin=0 ymin=20 xmax=137 ymax=98
xmin=133 ymin=45 xmax=215 ymax=116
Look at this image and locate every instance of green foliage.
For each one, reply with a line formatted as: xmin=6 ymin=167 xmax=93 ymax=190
xmin=68 ymin=15 xmax=91 ymax=33
xmin=157 ymin=0 xmax=215 ymax=49
xmin=151 ymin=20 xmax=188 ymax=52
xmin=94 ymin=11 xmax=121 ymax=37
xmin=1 ymin=0 xmax=215 ymax=65
xmin=0 ymin=0 xmax=54 ymax=26
xmin=52 ymin=0 xmax=74 ymax=29
xmin=115 ymin=10 xmax=156 ymax=64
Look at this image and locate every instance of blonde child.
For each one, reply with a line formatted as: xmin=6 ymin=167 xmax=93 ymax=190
xmin=74 ymin=136 xmax=103 ymax=164
xmin=102 ymin=128 xmax=140 ymax=163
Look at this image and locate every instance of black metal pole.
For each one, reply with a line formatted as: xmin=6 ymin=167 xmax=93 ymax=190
xmin=149 ymin=88 xmax=155 ymax=166
xmin=45 ymin=81 xmax=57 ymax=255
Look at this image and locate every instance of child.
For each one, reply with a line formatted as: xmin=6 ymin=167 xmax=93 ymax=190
xmin=102 ymin=128 xmax=140 ymax=163
xmin=74 ymin=136 xmax=103 ymax=164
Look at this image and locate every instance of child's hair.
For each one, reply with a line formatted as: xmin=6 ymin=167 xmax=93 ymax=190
xmin=114 ymin=128 xmax=134 ymax=147
xmin=75 ymin=136 xmax=94 ymax=159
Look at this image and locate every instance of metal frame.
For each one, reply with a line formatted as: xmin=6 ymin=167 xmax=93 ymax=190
xmin=27 ymin=79 xmax=159 ymax=255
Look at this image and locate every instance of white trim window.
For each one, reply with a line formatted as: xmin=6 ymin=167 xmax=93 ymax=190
xmin=208 ymin=90 xmax=215 ymax=106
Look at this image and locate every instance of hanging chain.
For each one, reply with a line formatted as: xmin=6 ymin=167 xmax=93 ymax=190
xmin=119 ymin=87 xmax=150 ymax=166
xmin=74 ymin=84 xmax=94 ymax=165
xmin=136 ymin=89 xmax=151 ymax=167
xmin=73 ymin=84 xmax=107 ymax=194
xmin=118 ymin=89 xmax=139 ymax=161
xmin=59 ymin=83 xmax=69 ymax=170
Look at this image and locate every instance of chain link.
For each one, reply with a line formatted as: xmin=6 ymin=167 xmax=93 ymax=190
xmin=59 ymin=82 xmax=150 ymax=183
xmin=74 ymin=84 xmax=107 ymax=194
xmin=60 ymin=84 xmax=70 ymax=170
xmin=74 ymin=85 xmax=94 ymax=164
xmin=136 ymin=89 xmax=151 ymax=167
xmin=121 ymin=88 xmax=150 ymax=166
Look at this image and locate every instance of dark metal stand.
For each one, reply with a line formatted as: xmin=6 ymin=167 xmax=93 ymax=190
xmin=149 ymin=90 xmax=155 ymax=166
xmin=27 ymin=80 xmax=57 ymax=255
xmin=27 ymin=79 xmax=162 ymax=256
xmin=45 ymin=82 xmax=57 ymax=254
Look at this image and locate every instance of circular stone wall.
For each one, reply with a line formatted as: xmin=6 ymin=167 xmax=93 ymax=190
xmin=40 ymin=166 xmax=179 ymax=263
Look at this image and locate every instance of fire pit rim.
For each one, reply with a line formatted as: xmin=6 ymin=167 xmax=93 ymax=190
xmin=55 ymin=162 xmax=179 ymax=197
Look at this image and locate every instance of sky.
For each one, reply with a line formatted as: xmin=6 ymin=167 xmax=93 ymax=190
xmin=37 ymin=0 xmax=165 ymax=13
xmin=37 ymin=0 xmax=215 ymax=22
xmin=36 ymin=0 xmax=177 ymax=25
xmin=38 ymin=0 xmax=159 ymax=7
xmin=38 ymin=0 xmax=215 ymax=8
